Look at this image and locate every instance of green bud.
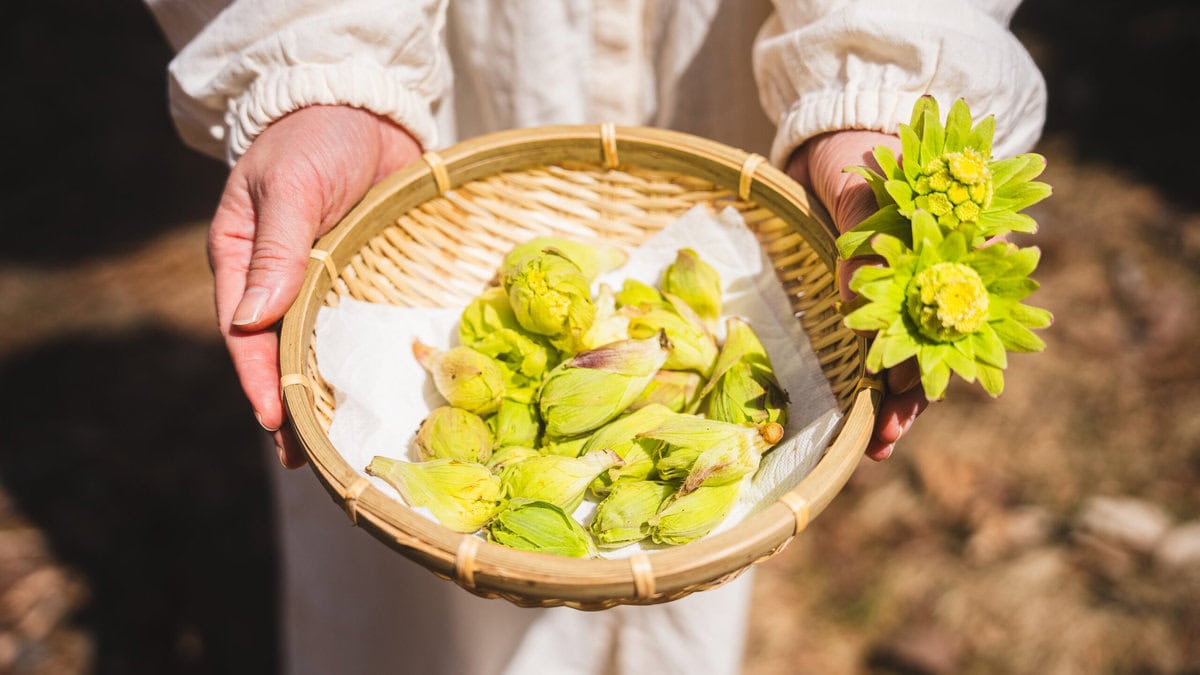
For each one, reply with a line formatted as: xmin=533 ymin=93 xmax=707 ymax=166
xmin=487 ymin=499 xmax=596 ymax=558
xmin=538 ymin=333 xmax=672 ymax=438
xmin=501 ymin=249 xmax=596 ymax=352
xmin=614 ymin=278 xmax=666 ymax=310
xmin=366 ymin=457 xmax=502 ymax=533
xmin=641 ymin=412 xmax=783 ymax=492
xmin=539 ymin=433 xmax=592 ymax=458
xmin=414 ymin=406 xmax=494 ymax=463
xmin=460 ymin=288 xmax=559 ymax=398
xmin=581 ymin=404 xmax=673 ymax=494
xmin=590 ymin=480 xmax=677 ymax=548
xmin=629 ymin=369 xmax=704 ymax=414
xmin=626 ymin=293 xmax=718 ymax=377
xmin=503 ymin=237 xmax=627 ymax=282
xmin=662 ymin=248 xmax=722 ymax=328
xmin=701 ymin=318 xmax=789 ymax=426
xmin=488 ymin=398 xmax=542 ymax=448
xmin=412 ymin=341 xmax=505 ymax=415
xmin=486 ymin=445 xmax=541 ymax=474
xmin=582 ymin=283 xmax=631 ymax=350
xmin=649 ymin=482 xmax=741 ymax=545
xmin=501 ymin=449 xmax=622 ymax=513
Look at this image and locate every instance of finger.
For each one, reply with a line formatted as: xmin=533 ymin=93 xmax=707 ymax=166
xmin=230 ymin=172 xmax=322 ymax=331
xmin=273 ymin=423 xmax=307 ymax=469
xmin=866 ymin=385 xmax=930 ymax=461
xmin=208 ymin=186 xmax=290 ymax=430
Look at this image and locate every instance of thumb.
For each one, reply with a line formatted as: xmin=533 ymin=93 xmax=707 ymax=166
xmin=230 ymin=176 xmax=322 ymax=330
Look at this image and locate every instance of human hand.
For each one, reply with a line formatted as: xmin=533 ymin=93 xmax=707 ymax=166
xmin=786 ymin=130 xmax=929 ymax=461
xmin=209 ymin=105 xmax=422 ymax=468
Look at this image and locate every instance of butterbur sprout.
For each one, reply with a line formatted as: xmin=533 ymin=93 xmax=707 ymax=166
xmin=538 ymin=332 xmax=672 ymax=438
xmin=414 ymin=406 xmax=494 ymax=463
xmin=843 ymin=210 xmax=1052 ymax=399
xmin=366 ymin=457 xmax=502 ymax=533
xmin=412 ymin=340 xmax=505 ymax=415
xmin=500 ymin=449 xmax=623 ymax=513
xmin=502 ymin=236 xmax=627 ymax=282
xmin=590 ymin=480 xmax=678 ymax=548
xmin=649 ymin=482 xmax=742 ymax=546
xmin=662 ymin=248 xmax=722 ymax=329
xmin=502 ymin=249 xmax=596 ymax=353
xmin=487 ymin=499 xmax=596 ymax=558
xmin=837 ymin=96 xmax=1052 ymax=258
xmin=701 ymin=317 xmax=789 ymax=426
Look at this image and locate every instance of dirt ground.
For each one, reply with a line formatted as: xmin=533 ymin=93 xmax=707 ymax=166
xmin=1 ymin=2 xmax=1197 ymax=674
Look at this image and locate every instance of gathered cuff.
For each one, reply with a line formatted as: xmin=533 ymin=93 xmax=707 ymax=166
xmin=768 ymin=89 xmax=920 ymax=167
xmin=224 ymin=59 xmax=440 ymax=164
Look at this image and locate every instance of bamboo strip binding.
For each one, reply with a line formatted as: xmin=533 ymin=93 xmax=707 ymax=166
xmin=279 ymin=124 xmax=876 ymax=609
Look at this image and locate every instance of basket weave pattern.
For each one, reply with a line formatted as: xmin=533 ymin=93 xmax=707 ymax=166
xmin=281 ymin=126 xmax=880 ymax=609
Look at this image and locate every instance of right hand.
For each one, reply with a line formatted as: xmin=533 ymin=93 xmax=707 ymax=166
xmin=787 ymin=130 xmax=930 ymax=461
xmin=208 ymin=105 xmax=422 ymax=468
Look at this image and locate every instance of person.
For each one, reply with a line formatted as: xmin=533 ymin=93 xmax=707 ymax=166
xmin=146 ymin=1 xmax=1046 ymax=673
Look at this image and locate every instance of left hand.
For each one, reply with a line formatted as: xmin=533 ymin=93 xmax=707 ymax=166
xmin=786 ymin=130 xmax=930 ymax=461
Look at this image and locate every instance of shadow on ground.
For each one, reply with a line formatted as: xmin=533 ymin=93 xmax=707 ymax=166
xmin=0 ymin=328 xmax=276 ymax=674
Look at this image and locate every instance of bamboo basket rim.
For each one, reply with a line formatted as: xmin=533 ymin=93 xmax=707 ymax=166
xmin=279 ymin=124 xmax=882 ymax=609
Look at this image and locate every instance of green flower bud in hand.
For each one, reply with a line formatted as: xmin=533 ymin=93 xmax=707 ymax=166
xmin=590 ymin=479 xmax=677 ymax=548
xmin=539 ymin=333 xmax=672 ymax=438
xmin=837 ymin=97 xmax=1052 ymax=258
xmin=414 ymin=406 xmax=494 ymax=463
xmin=487 ymin=499 xmax=596 ymax=558
xmin=366 ymin=457 xmax=502 ymax=533
xmin=843 ymin=210 xmax=1052 ymax=399
xmin=412 ymin=340 xmax=505 ymax=415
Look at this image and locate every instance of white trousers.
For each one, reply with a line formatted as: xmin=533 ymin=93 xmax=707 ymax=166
xmin=269 ymin=458 xmax=754 ymax=675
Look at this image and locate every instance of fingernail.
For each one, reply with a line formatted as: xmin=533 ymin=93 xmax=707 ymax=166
xmin=276 ymin=442 xmax=289 ymax=468
xmin=255 ymin=411 xmax=280 ymax=433
xmin=232 ymin=287 xmax=270 ymax=327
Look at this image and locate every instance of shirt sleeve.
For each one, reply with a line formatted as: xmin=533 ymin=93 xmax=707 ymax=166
xmin=148 ymin=0 xmax=452 ymax=165
xmin=753 ymin=0 xmax=1046 ymax=166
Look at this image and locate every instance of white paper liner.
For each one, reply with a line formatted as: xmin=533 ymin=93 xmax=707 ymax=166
xmin=314 ymin=205 xmax=842 ymax=558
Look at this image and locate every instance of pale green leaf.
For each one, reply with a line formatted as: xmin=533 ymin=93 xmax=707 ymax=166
xmin=944 ymin=98 xmax=972 ymax=153
xmin=993 ymin=153 xmax=1046 ymax=189
xmin=992 ymin=318 xmax=1046 ymax=352
xmin=909 ymin=95 xmax=940 ymax=131
xmin=978 ymin=209 xmax=1038 ymax=237
xmin=992 ymin=181 xmax=1052 ymax=212
xmin=1009 ymin=302 xmax=1053 ymax=329
xmin=972 ymin=324 xmax=1008 ymax=368
xmin=871 ymin=233 xmax=912 ymax=268
xmin=835 ymin=205 xmax=910 ymax=259
xmin=900 ymin=125 xmax=922 ymax=181
xmin=845 ymin=302 xmax=896 ymax=331
xmin=881 ymin=331 xmax=919 ymax=369
xmin=989 ymin=277 xmax=1039 ymax=301
xmin=937 ymin=230 xmax=968 ymax=261
xmin=1004 ymin=245 xmax=1042 ymax=279
xmin=845 ymin=165 xmax=891 ymax=208
xmin=967 ymin=114 xmax=995 ymax=158
xmin=921 ymin=357 xmax=952 ymax=400
xmin=911 ymin=210 xmax=943 ymax=251
xmin=875 ymin=145 xmax=902 ymax=180
xmin=942 ymin=339 xmax=977 ymax=382
xmin=976 ymin=362 xmax=1005 ymax=397
xmin=885 ymin=179 xmax=916 ymax=212
xmin=920 ymin=110 xmax=945 ymax=166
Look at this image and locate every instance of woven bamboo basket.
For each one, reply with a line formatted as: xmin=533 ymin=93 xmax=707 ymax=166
xmin=279 ymin=124 xmax=882 ymax=610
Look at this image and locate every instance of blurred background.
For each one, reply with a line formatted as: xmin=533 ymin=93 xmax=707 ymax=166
xmin=0 ymin=1 xmax=1197 ymax=673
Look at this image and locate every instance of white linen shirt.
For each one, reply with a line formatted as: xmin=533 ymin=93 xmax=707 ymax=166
xmin=147 ymin=0 xmax=1046 ymax=167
